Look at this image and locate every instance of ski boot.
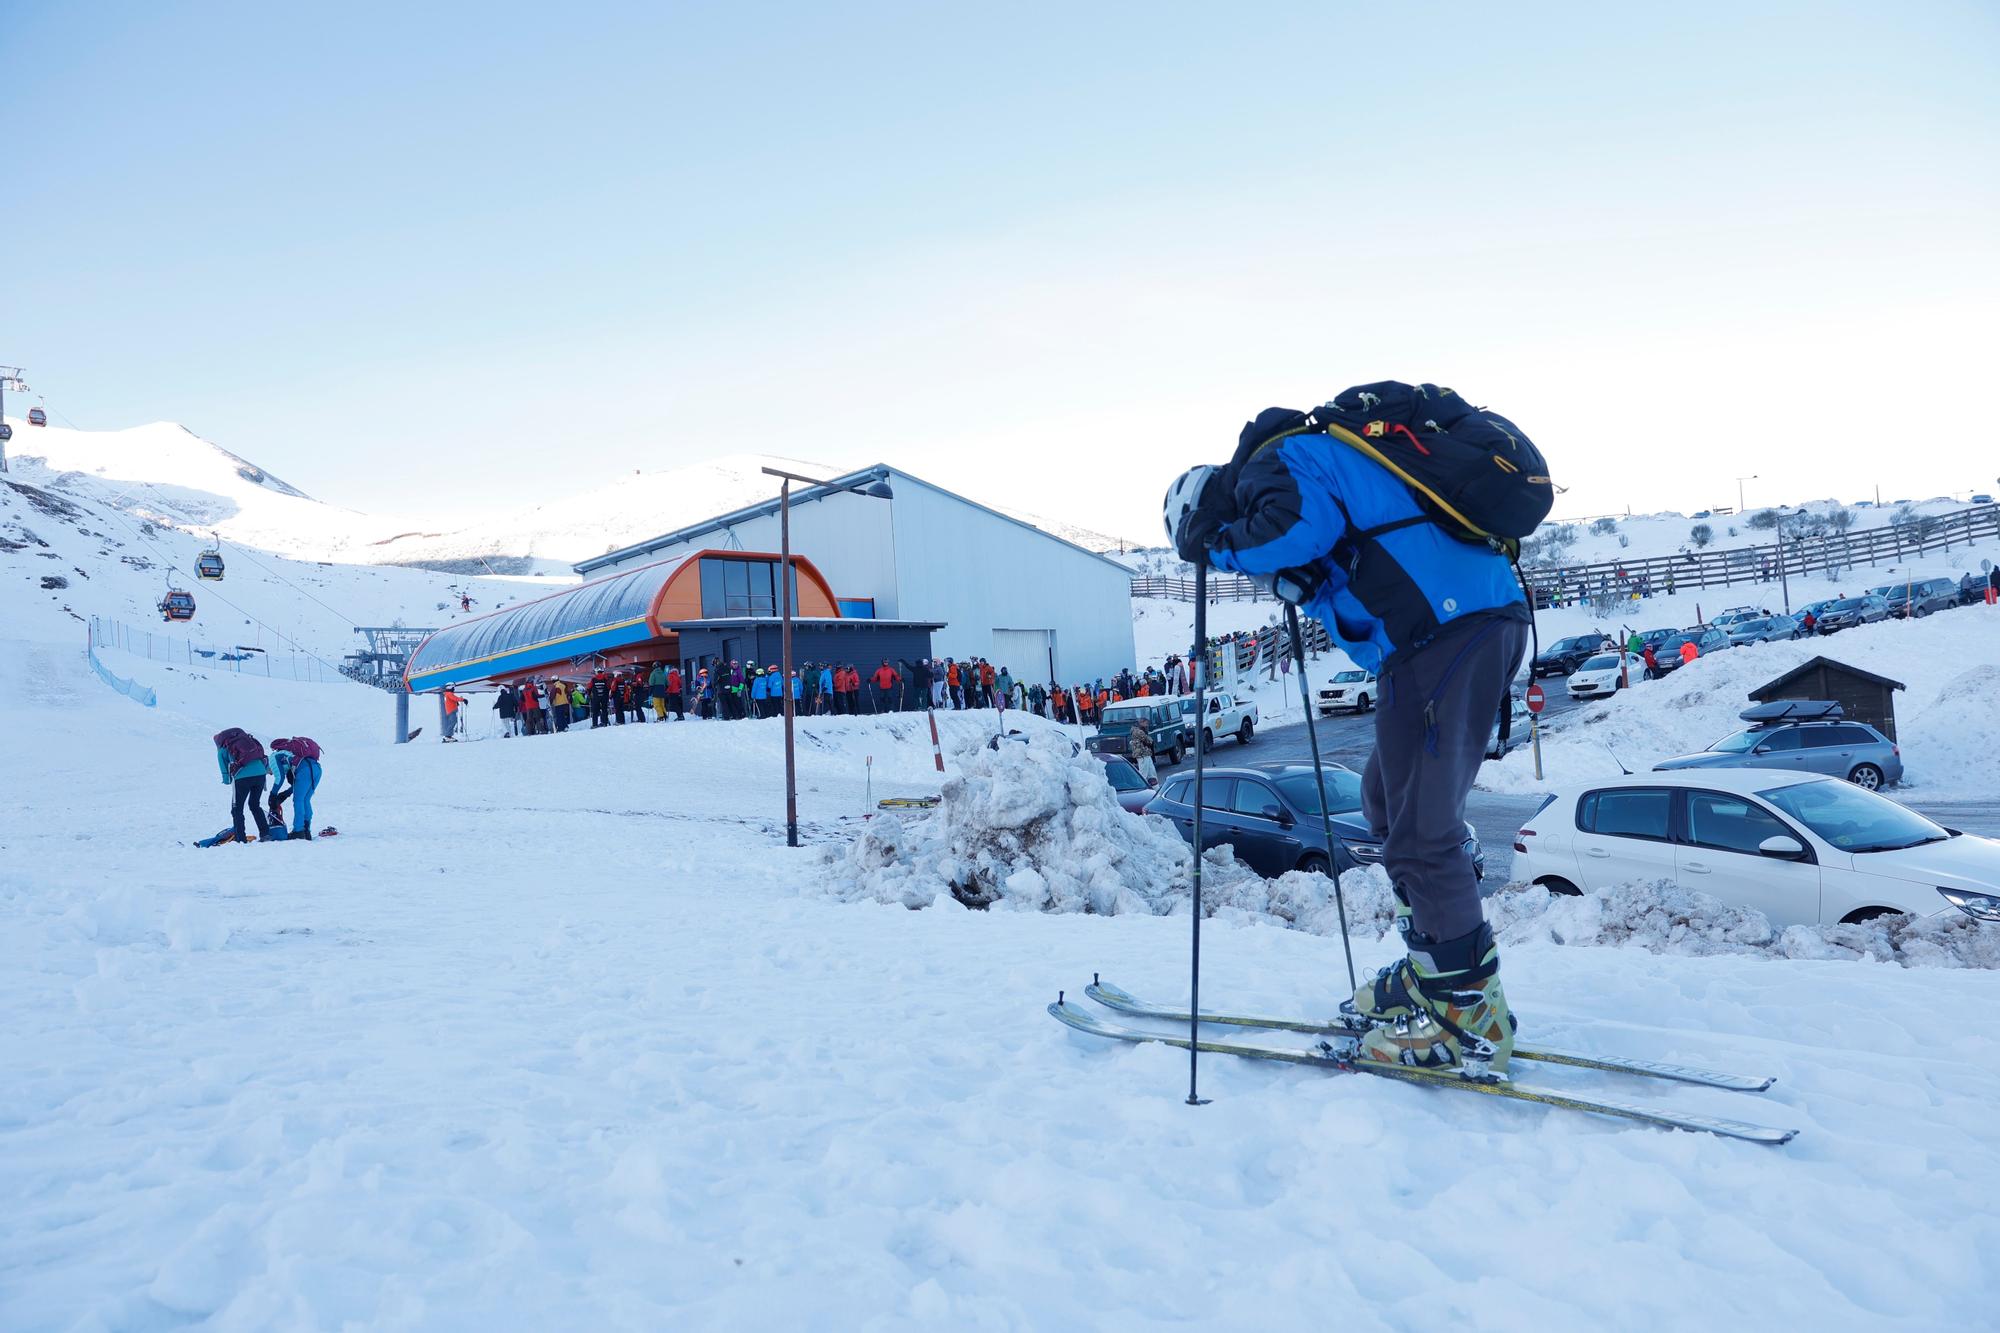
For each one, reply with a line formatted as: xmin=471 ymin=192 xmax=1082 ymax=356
xmin=1339 ymin=883 xmax=1417 ymax=1025
xmin=1350 ymin=922 xmax=1516 ymax=1080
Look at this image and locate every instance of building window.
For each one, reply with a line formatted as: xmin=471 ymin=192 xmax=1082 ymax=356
xmin=699 ymin=557 xmax=802 ymax=618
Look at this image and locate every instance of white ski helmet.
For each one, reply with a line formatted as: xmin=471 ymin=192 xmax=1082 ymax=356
xmin=1162 ymin=464 xmax=1220 ymax=546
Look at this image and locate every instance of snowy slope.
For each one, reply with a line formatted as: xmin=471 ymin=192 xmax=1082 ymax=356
xmin=0 ymin=472 xmax=544 ymax=664
xmin=6 ymin=629 xmax=2000 ymax=1328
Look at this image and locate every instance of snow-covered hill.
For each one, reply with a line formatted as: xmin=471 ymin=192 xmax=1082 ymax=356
xmin=5 ymin=416 xmax=1143 ymax=573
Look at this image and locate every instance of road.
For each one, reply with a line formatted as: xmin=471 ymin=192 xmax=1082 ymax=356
xmin=1151 ymin=697 xmax=2000 ymax=884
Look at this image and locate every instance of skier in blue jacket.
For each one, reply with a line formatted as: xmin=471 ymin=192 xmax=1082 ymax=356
xmin=213 ymin=728 xmax=277 ymax=843
xmin=268 ymin=739 xmax=323 ymax=841
xmin=1167 ymin=398 xmax=1533 ymax=1077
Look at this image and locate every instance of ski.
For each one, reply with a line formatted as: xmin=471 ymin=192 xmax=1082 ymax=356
xmin=1048 ymin=1001 xmax=1798 ymax=1146
xmin=1085 ymin=978 xmax=1775 ymax=1093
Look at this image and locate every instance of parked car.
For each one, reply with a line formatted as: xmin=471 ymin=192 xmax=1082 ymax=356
xmin=1709 ymin=607 xmax=1771 ymax=634
xmin=1317 ymin=668 xmax=1378 ymax=715
xmin=1094 ymin=754 xmax=1157 ymax=814
xmin=1531 ymin=632 xmax=1614 ymax=678
xmin=1871 ymin=577 xmax=1959 ymax=619
xmin=1565 ymin=652 xmax=1627 ymax=699
xmin=1636 ymin=627 xmax=1680 ymax=648
xmin=1146 ymin=762 xmax=1483 ymax=881
xmin=1972 ymin=494 xmax=1994 ymax=505
xmin=1487 ymin=694 xmax=1533 ymax=760
xmin=1087 ymin=699 xmax=1190 ymax=765
xmin=1652 ymin=626 xmax=1731 ymax=674
xmin=1652 ymin=703 xmax=1903 ymax=790
xmin=1958 ymin=572 xmax=1989 ymax=606
xmin=1814 ymin=594 xmax=1890 ymax=633
xmin=1726 ymin=613 xmax=1802 ymax=646
xmin=1172 ymin=690 xmax=1258 ymax=748
xmin=1793 ymin=598 xmax=1841 ymax=631
xmin=1511 ymin=769 xmax=2000 ymax=927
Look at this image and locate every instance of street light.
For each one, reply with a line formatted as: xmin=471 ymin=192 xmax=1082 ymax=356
xmin=761 ymin=467 xmax=894 ymax=847
xmin=1736 ymin=474 xmax=1758 ymax=515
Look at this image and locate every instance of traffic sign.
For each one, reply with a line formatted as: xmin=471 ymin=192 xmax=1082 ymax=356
xmin=1525 ymin=682 xmax=1547 ymax=714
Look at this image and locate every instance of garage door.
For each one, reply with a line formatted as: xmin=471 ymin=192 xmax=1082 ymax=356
xmin=990 ymin=629 xmax=1056 ymax=684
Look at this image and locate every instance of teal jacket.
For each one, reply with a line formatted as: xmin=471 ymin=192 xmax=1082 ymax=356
xmin=218 ymin=747 xmax=270 ymax=784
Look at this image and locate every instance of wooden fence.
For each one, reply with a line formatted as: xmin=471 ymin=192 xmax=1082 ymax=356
xmin=1130 ymin=503 xmax=2000 ymax=606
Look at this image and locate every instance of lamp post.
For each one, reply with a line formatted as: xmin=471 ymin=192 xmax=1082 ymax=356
xmin=761 ymin=467 xmax=895 ymax=848
xmin=1736 ymin=474 xmax=1758 ymax=516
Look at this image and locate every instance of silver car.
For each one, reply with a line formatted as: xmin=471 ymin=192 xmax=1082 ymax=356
xmin=1814 ymin=594 xmax=1891 ymax=633
xmin=1652 ymin=719 xmax=1904 ymax=790
xmin=1726 ymin=614 xmax=1801 ymax=646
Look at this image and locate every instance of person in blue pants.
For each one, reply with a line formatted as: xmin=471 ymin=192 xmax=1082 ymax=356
xmin=268 ymin=738 xmax=324 ymax=841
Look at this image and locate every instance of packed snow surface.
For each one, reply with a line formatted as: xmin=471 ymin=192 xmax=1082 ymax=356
xmin=8 ymin=629 xmax=2000 ymax=1329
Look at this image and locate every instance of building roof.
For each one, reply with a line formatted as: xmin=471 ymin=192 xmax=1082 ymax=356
xmin=572 ymin=464 xmax=1132 ymax=577
xmin=404 ymin=550 xmax=841 ymax=690
xmin=661 ymin=615 xmax=946 ymax=630
xmin=1749 ymin=656 xmax=1907 ymax=699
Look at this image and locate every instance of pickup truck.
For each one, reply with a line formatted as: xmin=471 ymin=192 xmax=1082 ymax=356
xmin=1174 ymin=690 xmax=1258 ymax=748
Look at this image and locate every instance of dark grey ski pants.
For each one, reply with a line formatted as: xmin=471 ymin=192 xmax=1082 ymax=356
xmin=1360 ymin=611 xmax=1531 ymax=943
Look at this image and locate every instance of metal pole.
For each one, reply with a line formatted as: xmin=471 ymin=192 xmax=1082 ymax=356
xmin=1779 ymin=532 xmax=1792 ymax=614
xmin=1186 ymin=561 xmax=1211 ymax=1107
xmin=1283 ymin=605 xmax=1357 ymax=993
xmin=780 ymin=480 xmax=799 ymax=848
xmin=395 ymin=688 xmax=410 ymax=744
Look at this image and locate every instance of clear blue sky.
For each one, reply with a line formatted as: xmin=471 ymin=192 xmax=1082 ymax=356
xmin=10 ymin=2 xmax=1998 ymax=538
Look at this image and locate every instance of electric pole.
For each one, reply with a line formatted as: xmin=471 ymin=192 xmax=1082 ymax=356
xmin=0 ymin=367 xmax=27 ymax=473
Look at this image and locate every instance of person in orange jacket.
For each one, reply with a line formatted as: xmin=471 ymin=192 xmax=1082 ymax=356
xmin=944 ymin=659 xmax=962 ymax=710
xmin=870 ymin=659 xmax=902 ymax=713
xmin=442 ymin=687 xmax=467 ymax=741
xmin=1050 ymin=685 xmax=1069 ymax=724
xmin=978 ymin=660 xmax=997 ymax=709
xmin=1679 ymin=637 xmax=1699 ymax=667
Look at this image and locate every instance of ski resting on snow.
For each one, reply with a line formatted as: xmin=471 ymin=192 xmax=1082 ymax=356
xmin=1084 ymin=978 xmax=1776 ymax=1093
xmin=1048 ymin=998 xmax=1800 ymax=1147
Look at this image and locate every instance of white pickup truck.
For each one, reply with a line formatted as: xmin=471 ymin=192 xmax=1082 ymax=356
xmin=1174 ymin=690 xmax=1258 ymax=748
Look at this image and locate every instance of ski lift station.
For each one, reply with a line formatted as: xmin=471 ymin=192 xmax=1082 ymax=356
xmin=402 ymin=465 xmax=1136 ymax=691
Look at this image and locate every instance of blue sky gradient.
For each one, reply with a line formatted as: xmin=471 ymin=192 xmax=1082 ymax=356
xmin=10 ymin=2 xmax=1998 ymax=535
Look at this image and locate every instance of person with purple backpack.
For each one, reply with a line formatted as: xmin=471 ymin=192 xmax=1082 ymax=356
xmin=268 ymin=737 xmax=324 ymax=841
xmin=213 ymin=728 xmax=276 ymax=844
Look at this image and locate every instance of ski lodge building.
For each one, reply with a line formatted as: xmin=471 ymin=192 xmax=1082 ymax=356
xmin=402 ymin=465 xmax=1135 ymax=692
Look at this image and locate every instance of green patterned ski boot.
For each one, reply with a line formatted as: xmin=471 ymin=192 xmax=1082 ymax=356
xmin=1340 ymin=884 xmax=1417 ymax=1024
xmin=1353 ymin=922 xmax=1515 ymax=1080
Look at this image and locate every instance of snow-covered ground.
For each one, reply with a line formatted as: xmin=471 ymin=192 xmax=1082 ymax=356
xmin=1484 ymin=587 xmax=2000 ymax=799
xmin=7 ymin=617 xmax=2000 ymax=1328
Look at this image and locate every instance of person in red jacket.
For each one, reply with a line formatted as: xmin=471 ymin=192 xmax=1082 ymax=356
xmin=519 ymin=679 xmax=543 ymax=736
xmin=870 ymin=659 xmax=901 ymax=713
xmin=666 ymin=665 xmax=684 ymax=719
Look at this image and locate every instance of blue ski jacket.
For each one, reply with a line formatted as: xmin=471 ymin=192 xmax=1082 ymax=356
xmin=217 ymin=747 xmax=270 ymax=784
xmin=1209 ymin=430 xmax=1528 ymax=673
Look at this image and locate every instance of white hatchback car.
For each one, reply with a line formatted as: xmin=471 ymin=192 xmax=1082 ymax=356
xmin=1564 ymin=651 xmax=1627 ymax=699
xmin=1512 ymin=769 xmax=2000 ymax=928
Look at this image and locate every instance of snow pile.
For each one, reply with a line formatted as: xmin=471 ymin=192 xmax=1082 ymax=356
xmin=826 ymin=731 xmax=1401 ymax=928
xmin=1488 ymin=880 xmax=2000 ymax=969
xmin=1481 ymin=603 xmax=2000 ymax=798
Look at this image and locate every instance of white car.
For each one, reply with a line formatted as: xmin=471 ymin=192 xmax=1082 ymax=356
xmin=1511 ymin=769 xmax=2000 ymax=928
xmin=1564 ymin=652 xmax=1627 ymax=699
xmin=1317 ymin=669 xmax=1378 ymax=715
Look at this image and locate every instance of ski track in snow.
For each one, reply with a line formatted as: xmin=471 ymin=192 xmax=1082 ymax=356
xmin=3 ymin=637 xmax=2000 ymax=1330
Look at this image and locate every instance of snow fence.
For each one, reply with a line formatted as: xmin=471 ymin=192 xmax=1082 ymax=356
xmin=85 ymin=639 xmax=155 ymax=708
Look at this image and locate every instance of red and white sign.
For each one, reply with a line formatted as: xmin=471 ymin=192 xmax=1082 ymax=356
xmin=1524 ymin=682 xmax=1547 ymax=715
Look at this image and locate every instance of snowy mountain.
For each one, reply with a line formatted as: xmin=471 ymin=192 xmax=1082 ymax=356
xmin=5 ymin=416 xmax=1145 ymax=573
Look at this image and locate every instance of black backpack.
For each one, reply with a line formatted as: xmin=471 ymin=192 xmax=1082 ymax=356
xmin=1234 ymin=382 xmax=1554 ymax=557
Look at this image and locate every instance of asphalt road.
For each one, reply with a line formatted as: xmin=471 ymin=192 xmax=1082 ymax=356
xmin=1152 ymin=697 xmax=2000 ymax=884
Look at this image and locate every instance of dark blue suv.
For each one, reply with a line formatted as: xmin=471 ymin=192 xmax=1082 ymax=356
xmin=1143 ymin=762 xmax=1483 ymax=881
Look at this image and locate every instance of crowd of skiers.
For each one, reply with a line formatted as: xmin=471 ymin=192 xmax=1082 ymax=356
xmin=201 ymin=729 xmax=325 ymax=845
xmin=464 ymin=656 xmax=1199 ymax=736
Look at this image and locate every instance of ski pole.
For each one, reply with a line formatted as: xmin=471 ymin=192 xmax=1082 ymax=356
xmin=1186 ymin=560 xmax=1211 ymax=1106
xmin=1285 ymin=603 xmax=1358 ymax=994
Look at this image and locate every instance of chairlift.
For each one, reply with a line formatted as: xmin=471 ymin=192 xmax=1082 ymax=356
xmin=27 ymin=407 xmax=47 ymax=427
xmin=159 ymin=589 xmax=197 ymax=621
xmin=196 ymin=548 xmax=226 ymax=580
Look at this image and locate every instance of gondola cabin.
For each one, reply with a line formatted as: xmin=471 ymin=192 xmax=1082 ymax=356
xmin=27 ymin=408 xmax=47 ymax=427
xmin=159 ymin=589 xmax=197 ymax=621
xmin=196 ymin=549 xmax=225 ymax=580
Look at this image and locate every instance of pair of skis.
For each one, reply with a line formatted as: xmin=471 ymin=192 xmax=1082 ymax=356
xmin=1052 ymin=977 xmax=1799 ymax=1146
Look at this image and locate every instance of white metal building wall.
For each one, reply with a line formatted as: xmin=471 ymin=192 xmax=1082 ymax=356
xmin=889 ymin=476 xmax=1134 ymax=683
xmin=587 ymin=492 xmax=902 ymax=616
xmin=580 ymin=468 xmax=1137 ymax=683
